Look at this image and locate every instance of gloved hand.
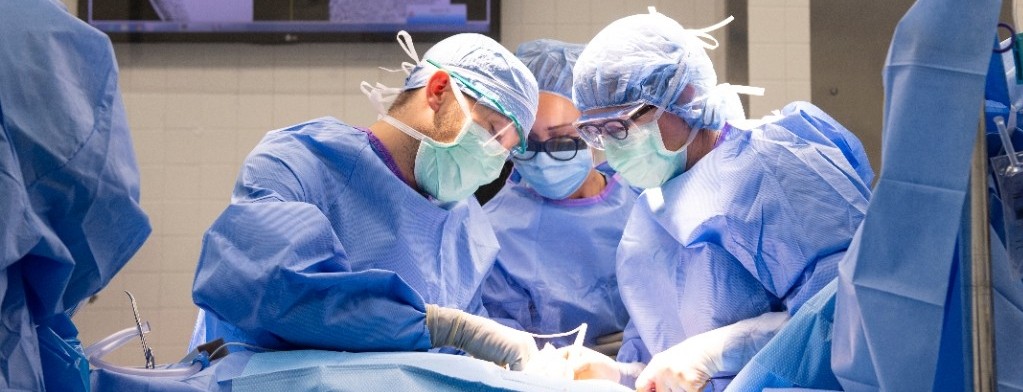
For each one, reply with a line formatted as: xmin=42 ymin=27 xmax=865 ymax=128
xmin=425 ymin=304 xmax=538 ymax=370
xmin=634 ymin=312 xmax=789 ymax=392
xmin=592 ymin=331 xmax=624 ymax=357
xmin=558 ymin=345 xmax=644 ymax=383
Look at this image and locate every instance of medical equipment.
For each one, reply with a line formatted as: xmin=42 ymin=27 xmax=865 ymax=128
xmin=991 ymin=116 xmax=1023 ymax=281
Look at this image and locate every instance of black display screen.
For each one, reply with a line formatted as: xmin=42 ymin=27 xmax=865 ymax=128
xmin=79 ymin=0 xmax=499 ymax=43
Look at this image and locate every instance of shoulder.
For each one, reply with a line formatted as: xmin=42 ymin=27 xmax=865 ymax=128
xmin=249 ymin=117 xmax=368 ymax=162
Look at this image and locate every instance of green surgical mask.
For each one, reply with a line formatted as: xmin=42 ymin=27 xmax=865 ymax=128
xmin=414 ymin=120 xmax=509 ymax=203
xmin=604 ymin=119 xmax=698 ymax=189
xmin=377 ymin=83 xmax=511 ymax=203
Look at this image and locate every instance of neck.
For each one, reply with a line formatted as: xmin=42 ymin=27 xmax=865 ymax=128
xmin=684 ymin=129 xmax=721 ymax=170
xmin=566 ymin=169 xmax=606 ymax=199
xmin=368 ymin=118 xmax=420 ymax=189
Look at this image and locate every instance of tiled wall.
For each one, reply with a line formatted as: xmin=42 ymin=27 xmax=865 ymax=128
xmin=62 ymin=0 xmax=769 ymax=366
xmin=748 ymin=0 xmax=811 ymax=117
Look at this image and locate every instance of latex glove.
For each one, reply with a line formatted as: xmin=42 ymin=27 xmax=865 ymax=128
xmin=559 ymin=345 xmax=644 ymax=384
xmin=634 ymin=312 xmax=789 ymax=392
xmin=592 ymin=331 xmax=624 ymax=357
xmin=425 ymin=304 xmax=538 ymax=370
xmin=523 ymin=343 xmax=574 ymax=379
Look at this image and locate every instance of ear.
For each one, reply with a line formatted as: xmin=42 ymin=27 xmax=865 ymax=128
xmin=424 ymin=71 xmax=451 ymax=112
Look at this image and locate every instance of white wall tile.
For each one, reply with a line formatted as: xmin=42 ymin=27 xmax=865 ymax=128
xmin=524 ymin=0 xmax=556 ymax=25
xmin=749 ymin=6 xmax=788 ymax=44
xmin=237 ymin=94 xmax=274 ymax=129
xmin=201 ymin=94 xmax=240 ymax=129
xmin=307 ymin=66 xmax=347 ymax=94
xmin=749 ymin=43 xmax=787 ymax=81
xmin=198 ymin=129 xmax=239 ymax=165
xmin=785 ymin=43 xmax=811 ymax=80
xmin=164 ymin=93 xmax=205 ymax=129
xmin=132 ymin=128 xmax=167 ymax=166
xmin=272 ymin=94 xmax=313 ymax=127
xmin=164 ymin=165 xmax=201 ymax=200
xmin=787 ymin=81 xmax=812 ymax=103
xmin=123 ymin=92 xmax=166 ymax=129
xmin=162 ymin=200 xmax=203 ymax=236
xmin=160 ymin=273 xmax=198 ymax=309
xmin=784 ymin=6 xmax=810 ymax=44
xmin=748 ymin=1 xmax=810 ymax=117
xmin=163 ymin=128 xmax=203 ymax=165
xmin=199 ymin=164 xmax=239 ymax=198
xmin=161 ymin=235 xmax=203 ymax=273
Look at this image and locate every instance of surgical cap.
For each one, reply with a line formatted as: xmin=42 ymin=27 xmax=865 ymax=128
xmin=573 ymin=12 xmax=718 ymax=129
xmin=404 ymin=33 xmax=539 ymax=135
xmin=515 ymin=39 xmax=584 ymax=100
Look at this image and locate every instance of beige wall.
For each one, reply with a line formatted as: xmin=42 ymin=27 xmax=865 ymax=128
xmin=61 ymin=0 xmax=811 ymax=366
xmin=748 ymin=0 xmax=811 ymax=117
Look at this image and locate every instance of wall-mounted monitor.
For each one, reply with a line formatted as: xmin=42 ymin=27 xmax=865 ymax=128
xmin=79 ymin=0 xmax=499 ymax=43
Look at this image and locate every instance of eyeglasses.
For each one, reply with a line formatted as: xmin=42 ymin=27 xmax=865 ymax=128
xmin=573 ymin=104 xmax=658 ymax=150
xmin=511 ymin=136 xmax=586 ymax=161
xmin=425 ymin=59 xmax=527 ymax=154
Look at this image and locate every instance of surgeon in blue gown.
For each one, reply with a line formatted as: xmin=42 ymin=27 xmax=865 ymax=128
xmin=560 ymin=9 xmax=874 ymax=392
xmin=190 ymin=32 xmax=544 ymax=370
xmin=0 ymin=1 xmax=152 ymax=390
xmin=481 ymin=39 xmax=639 ymax=353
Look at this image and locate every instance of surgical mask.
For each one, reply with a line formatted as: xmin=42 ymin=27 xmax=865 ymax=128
xmin=604 ymin=118 xmax=699 ymax=189
xmin=370 ymin=81 xmax=511 ymax=203
xmin=514 ymin=149 xmax=592 ymax=200
xmin=414 ymin=120 xmax=510 ymax=203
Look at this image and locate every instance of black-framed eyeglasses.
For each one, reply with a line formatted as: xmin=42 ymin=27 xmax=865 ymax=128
xmin=572 ymin=104 xmax=658 ymax=150
xmin=511 ymin=136 xmax=586 ymax=161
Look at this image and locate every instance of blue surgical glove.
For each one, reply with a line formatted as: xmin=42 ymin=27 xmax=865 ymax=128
xmin=635 ymin=311 xmax=789 ymax=392
xmin=425 ymin=304 xmax=538 ymax=370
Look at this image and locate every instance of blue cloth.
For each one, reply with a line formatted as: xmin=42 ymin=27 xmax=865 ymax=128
xmin=191 ymin=118 xmax=500 ymax=352
xmin=572 ymin=11 xmax=721 ymax=130
xmin=404 ymin=34 xmax=539 ymax=134
xmin=727 ymin=282 xmax=842 ymax=391
xmin=92 ymin=349 xmax=633 ymax=392
xmin=731 ymin=222 xmax=1023 ymax=391
xmin=515 ymin=39 xmax=585 ymax=100
xmin=614 ymin=102 xmax=872 ymax=391
xmin=231 ymin=350 xmax=631 ymax=392
xmin=0 ymin=0 xmax=151 ymax=390
xmin=729 ymin=61 xmax=1023 ymax=389
xmin=832 ymin=0 xmax=1003 ymax=390
xmin=481 ymin=164 xmax=639 ymax=347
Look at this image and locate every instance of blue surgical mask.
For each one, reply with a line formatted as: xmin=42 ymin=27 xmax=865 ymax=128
xmin=514 ymin=148 xmax=593 ymax=200
xmin=604 ymin=119 xmax=698 ymax=189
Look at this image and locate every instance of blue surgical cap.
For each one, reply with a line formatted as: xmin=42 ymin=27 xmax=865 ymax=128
xmin=573 ymin=12 xmax=719 ymax=130
xmin=515 ymin=39 xmax=584 ymax=100
xmin=404 ymin=33 xmax=539 ymax=135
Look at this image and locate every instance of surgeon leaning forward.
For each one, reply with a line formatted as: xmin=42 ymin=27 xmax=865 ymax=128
xmin=189 ymin=32 xmax=543 ymax=370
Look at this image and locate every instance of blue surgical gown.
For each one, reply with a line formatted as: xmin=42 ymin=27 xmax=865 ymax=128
xmin=0 ymin=1 xmax=151 ymax=390
xmin=481 ymin=164 xmax=639 ymax=347
xmin=191 ymin=118 xmax=500 ymax=352
xmin=615 ymin=102 xmax=873 ymax=389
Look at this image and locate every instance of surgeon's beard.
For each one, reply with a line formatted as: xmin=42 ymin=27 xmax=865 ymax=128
xmin=430 ymin=97 xmax=468 ymax=144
